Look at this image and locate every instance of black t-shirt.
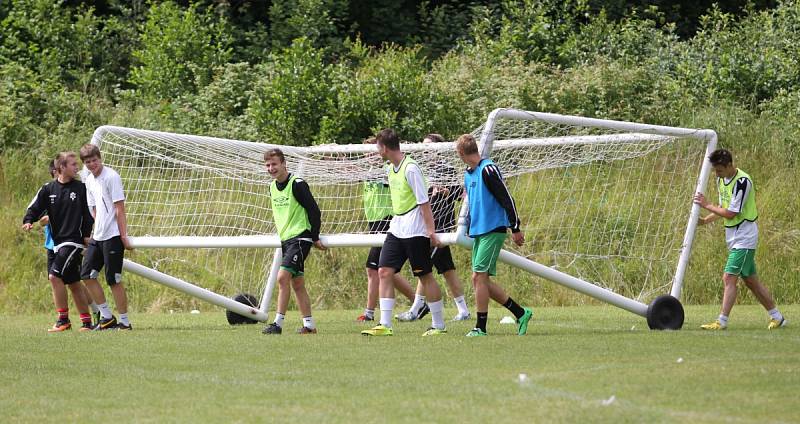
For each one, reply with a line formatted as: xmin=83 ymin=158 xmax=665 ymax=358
xmin=428 ymin=160 xmax=463 ymax=232
xmin=24 ymin=179 xmax=94 ymax=245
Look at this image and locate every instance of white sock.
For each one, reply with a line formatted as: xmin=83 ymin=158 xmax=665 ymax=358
xmin=273 ymin=313 xmax=285 ymax=328
xmin=364 ymin=308 xmax=374 ymax=319
xmin=454 ymin=295 xmax=469 ymax=315
xmin=119 ymin=313 xmax=130 ymax=326
xmin=379 ymin=298 xmax=395 ymax=328
xmin=410 ymin=294 xmax=425 ymax=313
xmin=89 ymin=302 xmax=99 ymax=313
xmin=428 ymin=300 xmax=445 ymax=330
xmin=98 ymin=303 xmax=112 ymax=320
xmin=768 ymin=308 xmax=783 ymax=321
xmin=718 ymin=314 xmax=729 ymax=327
xmin=303 ymin=316 xmax=316 ymax=330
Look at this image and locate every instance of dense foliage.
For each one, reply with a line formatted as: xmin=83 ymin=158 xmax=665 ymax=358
xmin=1 ymin=0 xmax=798 ymax=311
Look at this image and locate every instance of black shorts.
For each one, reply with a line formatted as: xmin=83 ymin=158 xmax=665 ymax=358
xmin=46 ymin=249 xmax=56 ymax=275
xmin=80 ymin=236 xmax=124 ymax=285
xmin=378 ymin=233 xmax=432 ymax=277
xmin=281 ymin=237 xmax=313 ymax=276
xmin=430 ymin=245 xmax=456 ymax=274
xmin=50 ymin=244 xmax=84 ymax=284
xmin=365 ymin=218 xmax=391 ymax=270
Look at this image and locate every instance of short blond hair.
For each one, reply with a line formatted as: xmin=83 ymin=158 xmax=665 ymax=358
xmin=456 ymin=134 xmax=478 ymax=155
xmin=55 ymin=151 xmax=77 ymax=171
xmin=263 ymin=148 xmax=285 ymax=163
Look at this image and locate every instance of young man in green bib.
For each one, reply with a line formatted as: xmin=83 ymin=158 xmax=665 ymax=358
xmin=262 ymin=148 xmax=326 ymax=335
xmin=694 ymin=148 xmax=786 ymax=330
xmin=361 ymin=128 xmax=447 ymax=337
xmin=456 ymin=134 xmax=532 ymax=337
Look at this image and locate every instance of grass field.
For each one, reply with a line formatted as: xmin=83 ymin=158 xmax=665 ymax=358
xmin=2 ymin=305 xmax=798 ymax=423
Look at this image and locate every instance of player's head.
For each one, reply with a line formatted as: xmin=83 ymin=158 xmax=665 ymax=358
xmin=422 ymin=133 xmax=445 ymax=144
xmin=455 ymin=134 xmax=479 ymax=163
xmin=49 ymin=158 xmax=58 ymax=178
xmin=708 ymin=148 xmax=736 ymax=178
xmin=56 ymin=152 xmax=79 ymax=180
xmin=375 ymin=128 xmax=400 ymax=160
xmin=264 ymin=148 xmax=289 ymax=181
xmin=79 ymin=144 xmax=103 ymax=176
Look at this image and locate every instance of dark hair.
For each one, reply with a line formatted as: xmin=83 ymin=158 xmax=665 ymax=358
xmin=79 ymin=144 xmax=101 ymax=161
xmin=49 ymin=158 xmax=57 ymax=177
xmin=362 ymin=136 xmax=377 ymax=145
xmin=424 ymin=133 xmax=445 ymax=143
xmin=375 ymin=128 xmax=400 ymax=151
xmin=709 ymin=149 xmax=733 ymax=166
xmin=263 ymin=148 xmax=285 ymax=163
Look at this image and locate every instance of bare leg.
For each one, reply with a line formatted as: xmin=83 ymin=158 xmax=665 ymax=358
xmin=365 ymin=268 xmax=379 ymax=311
xmin=291 ymin=276 xmax=312 ymax=318
xmin=49 ymin=274 xmax=68 ymax=311
xmin=80 ymin=282 xmax=95 ymax=305
xmin=721 ymin=273 xmax=738 ymax=316
xmin=442 ymin=269 xmax=464 ymax=298
xmin=67 ymin=284 xmax=90 ymax=314
xmin=472 ymin=272 xmax=490 ymax=313
xmin=110 ymin=283 xmax=128 ymax=314
xmin=275 ymin=269 xmax=293 ymax=315
xmin=418 ymin=273 xmax=442 ymax=303
xmin=378 ymin=267 xmax=396 ymax=299
xmin=393 ymin=273 xmax=416 ymax=301
xmin=82 ymin=278 xmax=108 ymax=305
xmin=743 ymin=274 xmax=777 ymax=311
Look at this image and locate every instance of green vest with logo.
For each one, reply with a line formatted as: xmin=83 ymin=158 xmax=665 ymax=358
xmin=270 ymin=175 xmax=311 ymax=241
xmin=388 ymin=156 xmax=426 ymax=215
xmin=363 ymin=181 xmax=393 ymax=222
xmin=718 ymin=168 xmax=758 ymax=228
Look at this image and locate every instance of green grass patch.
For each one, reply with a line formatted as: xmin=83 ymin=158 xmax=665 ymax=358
xmin=2 ymin=305 xmax=798 ymax=423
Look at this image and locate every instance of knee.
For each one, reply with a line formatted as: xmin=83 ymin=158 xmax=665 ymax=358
xmin=722 ymin=275 xmax=738 ymax=288
xmin=277 ymin=276 xmax=291 ymax=290
xmin=378 ymin=268 xmax=394 ymax=282
xmin=291 ymin=279 xmax=304 ymax=291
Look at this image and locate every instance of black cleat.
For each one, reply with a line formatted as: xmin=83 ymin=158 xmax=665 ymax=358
xmin=94 ymin=316 xmax=118 ymax=331
xmin=416 ymin=303 xmax=430 ymax=320
xmin=262 ymin=322 xmax=282 ymax=335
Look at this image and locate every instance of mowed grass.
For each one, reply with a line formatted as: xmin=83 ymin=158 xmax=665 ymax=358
xmin=2 ymin=305 xmax=799 ymax=423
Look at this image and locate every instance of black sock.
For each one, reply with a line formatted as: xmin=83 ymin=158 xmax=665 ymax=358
xmin=476 ymin=312 xmax=488 ymax=332
xmin=503 ymin=297 xmax=525 ymax=320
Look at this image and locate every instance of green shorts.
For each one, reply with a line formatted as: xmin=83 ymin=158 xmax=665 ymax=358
xmin=724 ymin=249 xmax=757 ymax=278
xmin=471 ymin=232 xmax=507 ymax=276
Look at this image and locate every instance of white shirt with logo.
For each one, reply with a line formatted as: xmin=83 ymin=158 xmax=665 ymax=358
xmin=389 ymin=162 xmax=430 ymax=239
xmin=85 ymin=166 xmax=126 ymax=241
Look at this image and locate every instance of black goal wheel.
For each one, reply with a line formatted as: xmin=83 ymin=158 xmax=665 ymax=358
xmin=646 ymin=295 xmax=684 ymax=330
xmin=226 ymin=293 xmax=259 ymax=325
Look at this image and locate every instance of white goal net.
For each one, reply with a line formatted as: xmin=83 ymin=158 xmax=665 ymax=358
xmin=90 ymin=108 xmax=716 ymax=324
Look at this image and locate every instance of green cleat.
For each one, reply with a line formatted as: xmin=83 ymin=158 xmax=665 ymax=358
xmin=517 ymin=307 xmax=533 ymax=336
xmin=361 ymin=324 xmax=393 ymax=336
xmin=421 ymin=327 xmax=447 ymax=337
xmin=465 ymin=328 xmax=487 ymax=337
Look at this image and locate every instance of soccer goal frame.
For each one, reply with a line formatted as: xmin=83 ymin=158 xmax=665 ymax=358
xmin=90 ymin=108 xmax=716 ymax=330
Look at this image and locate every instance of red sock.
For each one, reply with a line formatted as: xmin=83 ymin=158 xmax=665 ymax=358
xmin=80 ymin=313 xmax=91 ymax=324
xmin=57 ymin=308 xmax=68 ymax=320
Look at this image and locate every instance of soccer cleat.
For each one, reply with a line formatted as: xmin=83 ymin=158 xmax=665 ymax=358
xmin=700 ymin=320 xmax=726 ymax=330
xmin=422 ymin=327 xmax=447 ymax=337
xmin=465 ymin=328 xmax=487 ymax=337
xmin=361 ymin=324 xmax=393 ymax=336
xmin=451 ymin=312 xmax=471 ymax=322
xmin=94 ymin=316 xmax=118 ymax=331
xmin=416 ymin=304 xmax=430 ymax=320
xmin=356 ymin=314 xmax=374 ymax=322
xmin=396 ymin=304 xmax=430 ymax=322
xmin=79 ymin=322 xmax=94 ymax=332
xmin=48 ymin=319 xmax=71 ymax=333
xmin=116 ymin=323 xmax=133 ymax=331
xmin=517 ymin=307 xmax=533 ymax=336
xmin=297 ymin=326 xmax=317 ymax=334
xmin=262 ymin=323 xmax=282 ymax=335
xmin=768 ymin=317 xmax=787 ymax=330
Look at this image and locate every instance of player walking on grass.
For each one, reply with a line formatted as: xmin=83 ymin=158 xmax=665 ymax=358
xmin=694 ymin=148 xmax=786 ymax=330
xmin=455 ymin=134 xmax=532 ymax=337
xmin=358 ymin=137 xmax=417 ymax=322
xmin=361 ymin=129 xmax=446 ymax=337
xmin=396 ymin=133 xmax=471 ymax=322
xmin=262 ymin=148 xmax=326 ymax=335
xmin=80 ymin=144 xmax=134 ymax=330
xmin=23 ymin=152 xmax=95 ymax=332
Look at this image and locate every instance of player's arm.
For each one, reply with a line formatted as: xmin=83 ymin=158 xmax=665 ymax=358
xmin=407 ymin=164 xmax=439 ymax=247
xmin=292 ymin=178 xmax=325 ymax=250
xmin=483 ymin=164 xmax=524 ymax=246
xmin=80 ymin=185 xmax=94 ymax=246
xmin=114 ymin=201 xmax=132 ymax=250
xmin=693 ymin=192 xmax=737 ymax=222
xmin=22 ymin=186 xmax=47 ymax=231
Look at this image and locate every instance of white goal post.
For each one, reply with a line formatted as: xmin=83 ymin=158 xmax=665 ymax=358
xmin=89 ymin=108 xmax=717 ymax=329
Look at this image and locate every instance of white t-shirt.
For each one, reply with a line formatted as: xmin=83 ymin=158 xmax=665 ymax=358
xmin=388 ymin=162 xmax=430 ymax=239
xmin=85 ymin=166 xmax=126 ymax=241
xmin=721 ymin=175 xmax=758 ymax=250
